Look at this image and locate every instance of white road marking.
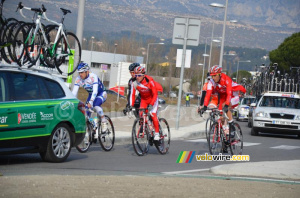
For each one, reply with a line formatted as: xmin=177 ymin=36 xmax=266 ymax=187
xmin=185 ymin=139 xmax=261 ymax=147
xmin=162 ymin=169 xmax=210 ymax=175
xmin=270 ymin=145 xmax=300 ymax=150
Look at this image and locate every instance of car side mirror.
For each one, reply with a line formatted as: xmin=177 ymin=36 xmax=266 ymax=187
xmin=250 ymin=103 xmax=256 ymax=107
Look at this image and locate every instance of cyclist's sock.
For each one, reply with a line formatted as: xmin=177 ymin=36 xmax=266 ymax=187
xmin=228 ymin=119 xmax=234 ymax=124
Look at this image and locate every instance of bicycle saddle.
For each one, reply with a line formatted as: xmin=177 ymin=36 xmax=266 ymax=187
xmin=60 ymin=8 xmax=71 ymax=15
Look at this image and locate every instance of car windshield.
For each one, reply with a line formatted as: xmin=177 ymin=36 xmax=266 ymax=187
xmin=259 ymin=96 xmax=300 ymax=109
xmin=241 ymin=98 xmax=255 ymax=105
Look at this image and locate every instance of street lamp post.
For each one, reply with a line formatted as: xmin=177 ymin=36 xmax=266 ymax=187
xmin=198 ymin=63 xmax=204 ymax=88
xmin=90 ymin=36 xmax=95 ymax=66
xmin=145 ymin=42 xmax=164 ymax=72
xmin=236 ymin=60 xmax=251 ymax=83
xmin=210 ymin=0 xmax=228 ymax=68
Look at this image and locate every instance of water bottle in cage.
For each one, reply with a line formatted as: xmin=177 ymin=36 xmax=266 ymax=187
xmin=93 ymin=116 xmax=98 ymax=130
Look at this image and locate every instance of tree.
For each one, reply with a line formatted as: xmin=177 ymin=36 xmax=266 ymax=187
xmin=269 ymin=32 xmax=300 ymax=72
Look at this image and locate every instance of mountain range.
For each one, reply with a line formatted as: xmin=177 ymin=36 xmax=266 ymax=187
xmin=4 ymin=0 xmax=300 ymax=51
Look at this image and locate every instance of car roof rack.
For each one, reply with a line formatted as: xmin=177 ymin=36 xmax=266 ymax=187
xmin=267 ymin=91 xmax=297 ymax=94
xmin=0 ymin=64 xmax=68 ymax=78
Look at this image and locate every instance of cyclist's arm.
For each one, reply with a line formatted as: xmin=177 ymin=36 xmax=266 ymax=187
xmin=225 ymin=76 xmax=233 ymax=105
xmin=127 ymin=79 xmax=132 ymax=107
xmin=71 ymin=77 xmax=81 ymax=97
xmin=203 ymin=89 xmax=212 ymax=107
xmin=199 ymin=90 xmax=206 ymax=106
xmin=150 ymin=80 xmax=158 ymax=106
xmin=72 ymin=85 xmax=79 ymax=97
xmin=130 ymin=82 xmax=136 ymax=107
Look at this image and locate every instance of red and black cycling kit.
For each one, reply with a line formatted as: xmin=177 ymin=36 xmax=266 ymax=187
xmin=130 ymin=75 xmax=159 ymax=133
xmin=212 ymin=73 xmax=246 ymax=109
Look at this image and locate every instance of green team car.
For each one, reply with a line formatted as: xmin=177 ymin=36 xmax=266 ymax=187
xmin=0 ymin=66 xmax=86 ymax=162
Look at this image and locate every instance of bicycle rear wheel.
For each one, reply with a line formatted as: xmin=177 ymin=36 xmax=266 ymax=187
xmin=229 ymin=123 xmax=243 ymax=155
xmin=98 ymin=115 xmax=115 ymax=151
xmin=208 ymin=123 xmax=223 ymax=155
xmin=132 ymin=119 xmax=149 ymax=156
xmin=54 ymin=32 xmax=81 ymax=75
xmin=76 ymin=123 xmax=92 ymax=153
xmin=155 ymin=118 xmax=170 ymax=154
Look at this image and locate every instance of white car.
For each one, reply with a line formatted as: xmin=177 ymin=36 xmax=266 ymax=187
xmin=236 ymin=96 xmax=256 ymax=121
xmin=251 ymin=91 xmax=300 ymax=137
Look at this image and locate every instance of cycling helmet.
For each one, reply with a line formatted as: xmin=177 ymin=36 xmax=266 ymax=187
xmin=210 ymin=65 xmax=222 ymax=76
xmin=134 ymin=65 xmax=145 ymax=74
xmin=129 ymin=63 xmax=140 ymax=71
xmin=77 ymin=62 xmax=89 ymax=73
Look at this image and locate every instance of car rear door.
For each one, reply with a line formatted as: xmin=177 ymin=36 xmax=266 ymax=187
xmin=0 ymin=72 xmax=18 ymax=144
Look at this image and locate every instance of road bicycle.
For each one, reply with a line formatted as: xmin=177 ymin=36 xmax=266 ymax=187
xmin=76 ymin=107 xmax=115 ymax=152
xmin=131 ymin=107 xmax=170 ymax=156
xmin=15 ymin=3 xmax=81 ymax=75
xmin=207 ymin=108 xmax=243 ymax=155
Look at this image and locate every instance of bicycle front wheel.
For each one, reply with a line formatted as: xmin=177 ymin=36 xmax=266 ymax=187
xmin=132 ymin=119 xmax=149 ymax=156
xmin=155 ymin=118 xmax=170 ymax=155
xmin=208 ymin=123 xmax=223 ymax=155
xmin=76 ymin=123 xmax=92 ymax=153
xmin=54 ymin=32 xmax=81 ymax=75
xmin=205 ymin=117 xmax=212 ymax=143
xmin=98 ymin=115 xmax=115 ymax=151
xmin=229 ymin=123 xmax=243 ymax=155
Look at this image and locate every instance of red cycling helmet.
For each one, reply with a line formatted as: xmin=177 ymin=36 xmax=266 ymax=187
xmin=134 ymin=65 xmax=145 ymax=74
xmin=210 ymin=65 xmax=222 ymax=76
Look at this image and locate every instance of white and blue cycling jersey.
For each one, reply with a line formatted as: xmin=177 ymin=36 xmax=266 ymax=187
xmin=72 ymin=72 xmax=107 ymax=106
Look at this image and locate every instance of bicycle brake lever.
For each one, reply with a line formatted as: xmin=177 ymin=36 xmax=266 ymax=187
xmin=16 ymin=2 xmax=23 ymax=12
xmin=41 ymin=4 xmax=46 ymax=12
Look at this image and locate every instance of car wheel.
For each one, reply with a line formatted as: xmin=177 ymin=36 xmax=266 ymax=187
xmin=251 ymin=127 xmax=259 ymax=136
xmin=40 ymin=123 xmax=72 ymax=162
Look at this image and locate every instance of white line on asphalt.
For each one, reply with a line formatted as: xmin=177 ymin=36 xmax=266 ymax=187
xmin=243 ymin=142 xmax=261 ymax=146
xmin=162 ymin=169 xmax=210 ymax=175
xmin=184 ymin=139 xmax=262 ymax=147
xmin=270 ymin=145 xmax=300 ymax=150
xmin=185 ymin=139 xmax=207 ymax=142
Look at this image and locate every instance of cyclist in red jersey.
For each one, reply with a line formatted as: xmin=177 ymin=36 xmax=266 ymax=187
xmin=201 ymin=65 xmax=246 ymax=130
xmin=129 ymin=65 xmax=160 ymax=141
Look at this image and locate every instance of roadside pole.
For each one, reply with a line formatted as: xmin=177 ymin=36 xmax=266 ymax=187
xmin=172 ymin=17 xmax=200 ymax=129
xmin=71 ymin=0 xmax=85 ymax=90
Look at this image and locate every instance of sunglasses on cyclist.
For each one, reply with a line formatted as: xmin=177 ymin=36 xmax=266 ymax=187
xmin=135 ymin=74 xmax=144 ymax=77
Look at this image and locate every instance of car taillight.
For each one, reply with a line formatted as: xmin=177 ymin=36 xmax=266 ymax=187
xmin=78 ymin=101 xmax=85 ymax=114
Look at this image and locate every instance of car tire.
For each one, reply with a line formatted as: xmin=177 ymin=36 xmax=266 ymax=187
xmin=251 ymin=127 xmax=259 ymax=136
xmin=40 ymin=123 xmax=72 ymax=163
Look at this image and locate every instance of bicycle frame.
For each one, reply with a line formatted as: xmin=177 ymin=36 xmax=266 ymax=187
xmin=19 ymin=5 xmax=72 ymax=59
xmin=138 ymin=109 xmax=154 ymax=138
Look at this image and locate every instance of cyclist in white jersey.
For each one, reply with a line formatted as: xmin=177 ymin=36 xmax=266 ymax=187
xmin=72 ymin=63 xmax=108 ymax=138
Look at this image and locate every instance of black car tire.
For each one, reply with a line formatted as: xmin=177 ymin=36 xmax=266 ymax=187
xmin=251 ymin=127 xmax=259 ymax=136
xmin=40 ymin=123 xmax=72 ymax=162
